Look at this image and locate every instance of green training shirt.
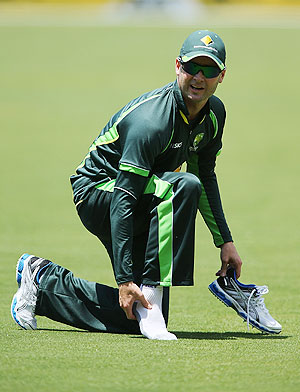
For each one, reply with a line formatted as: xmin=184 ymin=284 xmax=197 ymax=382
xmin=71 ymin=80 xmax=232 ymax=284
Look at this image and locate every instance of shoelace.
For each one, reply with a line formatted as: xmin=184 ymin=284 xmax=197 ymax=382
xmin=246 ymin=285 xmax=269 ymax=331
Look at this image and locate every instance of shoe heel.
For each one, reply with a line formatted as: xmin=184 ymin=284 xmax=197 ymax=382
xmin=11 ymin=294 xmax=25 ymax=329
xmin=16 ymin=254 xmax=30 ymax=287
xmin=208 ymin=281 xmax=233 ymax=308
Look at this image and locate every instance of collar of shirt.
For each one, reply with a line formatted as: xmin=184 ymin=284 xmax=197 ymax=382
xmin=172 ymin=80 xmax=210 ymax=126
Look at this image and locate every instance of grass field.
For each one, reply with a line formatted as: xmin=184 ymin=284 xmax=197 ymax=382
xmin=0 ymin=6 xmax=300 ymax=392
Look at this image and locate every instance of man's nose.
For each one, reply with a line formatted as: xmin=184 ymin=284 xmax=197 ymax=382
xmin=193 ymin=70 xmax=205 ymax=80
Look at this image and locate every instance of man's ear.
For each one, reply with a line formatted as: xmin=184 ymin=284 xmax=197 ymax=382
xmin=175 ymin=58 xmax=181 ymax=77
xmin=218 ymin=69 xmax=226 ymax=84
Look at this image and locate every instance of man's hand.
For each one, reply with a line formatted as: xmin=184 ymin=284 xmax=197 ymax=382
xmin=118 ymin=281 xmax=152 ymax=320
xmin=216 ymin=242 xmax=242 ymax=278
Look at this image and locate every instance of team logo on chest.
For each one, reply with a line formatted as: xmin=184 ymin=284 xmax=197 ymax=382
xmin=190 ymin=133 xmax=204 ymax=152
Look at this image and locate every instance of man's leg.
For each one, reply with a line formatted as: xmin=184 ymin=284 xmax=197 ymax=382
xmin=36 ymin=262 xmax=141 ymax=334
xmin=76 ymin=172 xmax=200 ymax=288
xmin=141 ymin=171 xmax=201 ymax=286
xmin=11 ymin=253 xmax=170 ymax=333
xmin=98 ymin=231 xmax=170 ymax=328
xmin=133 ymin=172 xmax=201 ymax=339
xmin=71 ymin=172 xmax=200 ymax=339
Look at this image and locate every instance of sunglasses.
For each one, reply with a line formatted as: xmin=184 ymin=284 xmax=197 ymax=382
xmin=179 ymin=58 xmax=221 ymax=79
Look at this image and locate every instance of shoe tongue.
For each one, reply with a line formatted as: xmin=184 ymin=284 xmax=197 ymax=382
xmin=256 ymin=285 xmax=269 ymax=295
xmin=226 ymin=267 xmax=235 ymax=279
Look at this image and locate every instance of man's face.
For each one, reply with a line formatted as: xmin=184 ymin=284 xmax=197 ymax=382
xmin=176 ymin=56 xmax=226 ymax=107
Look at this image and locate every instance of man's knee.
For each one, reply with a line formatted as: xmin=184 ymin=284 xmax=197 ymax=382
xmin=153 ymin=171 xmax=201 ymax=201
xmin=176 ymin=172 xmax=201 ymax=198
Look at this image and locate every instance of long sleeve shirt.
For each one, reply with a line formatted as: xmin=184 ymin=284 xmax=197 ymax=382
xmin=70 ymin=80 xmax=232 ymax=284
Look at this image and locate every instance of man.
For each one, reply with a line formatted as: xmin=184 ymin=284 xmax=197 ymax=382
xmin=11 ymin=30 xmax=281 ymax=339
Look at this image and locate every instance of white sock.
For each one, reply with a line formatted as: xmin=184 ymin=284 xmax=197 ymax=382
xmin=134 ymin=285 xmax=177 ymax=340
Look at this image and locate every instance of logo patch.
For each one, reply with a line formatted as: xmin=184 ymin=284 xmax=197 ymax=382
xmin=193 ymin=133 xmax=204 ymax=148
xmin=201 ymin=35 xmax=213 ymax=46
xmin=190 ymin=133 xmax=204 ymax=152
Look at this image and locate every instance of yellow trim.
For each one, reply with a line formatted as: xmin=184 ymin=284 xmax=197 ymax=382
xmin=180 ymin=111 xmax=206 ymax=126
xmin=179 ymin=110 xmax=189 ymax=124
xmin=75 ymin=199 xmax=84 ymax=208
xmin=199 ymin=115 xmax=206 ymax=125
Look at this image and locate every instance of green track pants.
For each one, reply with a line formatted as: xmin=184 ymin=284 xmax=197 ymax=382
xmin=36 ymin=263 xmax=170 ymax=333
xmin=74 ymin=171 xmax=202 ymax=286
xmin=35 ymin=172 xmax=201 ymax=332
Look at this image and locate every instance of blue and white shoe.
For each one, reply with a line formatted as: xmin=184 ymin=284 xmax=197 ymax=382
xmin=208 ymin=268 xmax=282 ymax=334
xmin=11 ymin=253 xmax=51 ymax=330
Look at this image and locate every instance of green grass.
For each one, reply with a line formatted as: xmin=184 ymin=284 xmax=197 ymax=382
xmin=0 ymin=21 xmax=300 ymax=392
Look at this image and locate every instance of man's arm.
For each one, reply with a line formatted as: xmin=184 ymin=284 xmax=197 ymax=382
xmin=187 ymin=147 xmax=233 ymax=247
xmin=110 ymin=171 xmax=153 ymax=319
xmin=109 ymin=98 xmax=174 ymax=317
xmin=188 ymin=158 xmax=242 ymax=277
xmin=187 ymin=100 xmax=242 ymax=276
xmin=109 ymin=170 xmax=148 ymax=284
xmin=198 ymin=169 xmax=233 ymax=246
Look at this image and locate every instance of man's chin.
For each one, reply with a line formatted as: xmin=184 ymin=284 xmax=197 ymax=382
xmin=187 ymin=93 xmax=206 ymax=103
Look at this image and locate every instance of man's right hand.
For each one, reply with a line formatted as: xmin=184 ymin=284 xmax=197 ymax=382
xmin=118 ymin=281 xmax=152 ymax=320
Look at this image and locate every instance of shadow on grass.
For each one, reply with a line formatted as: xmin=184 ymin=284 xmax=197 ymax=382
xmin=36 ymin=328 xmax=131 ymax=335
xmin=170 ymin=331 xmax=289 ymax=340
xmin=36 ymin=328 xmax=289 ymax=340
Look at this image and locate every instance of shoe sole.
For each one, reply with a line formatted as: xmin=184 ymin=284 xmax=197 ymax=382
xmin=208 ymin=280 xmax=281 ymax=334
xmin=11 ymin=294 xmax=24 ymax=329
xmin=11 ymin=293 xmax=35 ymax=330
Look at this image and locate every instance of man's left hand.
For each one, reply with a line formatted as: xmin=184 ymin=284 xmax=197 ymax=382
xmin=216 ymin=242 xmax=242 ymax=278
